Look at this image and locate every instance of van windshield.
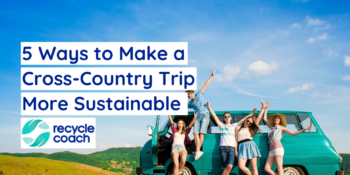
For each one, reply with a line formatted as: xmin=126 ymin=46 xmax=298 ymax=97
xmin=158 ymin=115 xmax=170 ymax=133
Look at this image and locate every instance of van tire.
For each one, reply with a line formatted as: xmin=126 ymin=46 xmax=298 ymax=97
xmin=281 ymin=166 xmax=305 ymax=175
xmin=167 ymin=164 xmax=196 ymax=175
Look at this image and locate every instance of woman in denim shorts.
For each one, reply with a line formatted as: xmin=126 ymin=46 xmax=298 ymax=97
xmin=207 ymin=101 xmax=257 ymax=175
xmin=263 ymin=102 xmax=311 ymax=175
xmin=168 ymin=114 xmax=196 ymax=175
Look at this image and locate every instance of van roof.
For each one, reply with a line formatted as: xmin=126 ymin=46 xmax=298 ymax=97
xmin=186 ymin=110 xmax=312 ymax=115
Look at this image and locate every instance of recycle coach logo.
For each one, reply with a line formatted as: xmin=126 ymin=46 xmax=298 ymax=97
xmin=21 ymin=119 xmax=50 ymax=147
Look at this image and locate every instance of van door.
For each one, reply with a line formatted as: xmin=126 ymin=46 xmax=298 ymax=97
xmin=152 ymin=115 xmax=160 ymax=166
xmin=255 ymin=117 xmax=271 ymax=173
xmin=202 ymin=114 xmax=242 ymax=174
xmin=202 ymin=115 xmax=224 ymax=174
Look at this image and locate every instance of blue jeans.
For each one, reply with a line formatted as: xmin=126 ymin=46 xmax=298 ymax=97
xmin=220 ymin=146 xmax=235 ymax=167
xmin=193 ymin=112 xmax=210 ymax=134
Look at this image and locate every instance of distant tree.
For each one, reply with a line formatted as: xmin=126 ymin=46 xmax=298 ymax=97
xmin=0 ymin=170 xmax=4 ymax=175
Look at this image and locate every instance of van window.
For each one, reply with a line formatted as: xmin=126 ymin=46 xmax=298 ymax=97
xmin=283 ymin=114 xmax=301 ymax=132
xmin=298 ymin=114 xmax=317 ymax=133
xmin=208 ymin=115 xmax=233 ymax=134
xmin=234 ymin=114 xmax=301 ymax=133
xmin=234 ymin=115 xmax=270 ymax=133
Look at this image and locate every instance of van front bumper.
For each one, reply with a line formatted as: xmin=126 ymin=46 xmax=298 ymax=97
xmin=136 ymin=167 xmax=143 ymax=174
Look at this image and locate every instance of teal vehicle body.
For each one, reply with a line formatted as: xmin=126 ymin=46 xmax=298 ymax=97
xmin=137 ymin=111 xmax=343 ymax=175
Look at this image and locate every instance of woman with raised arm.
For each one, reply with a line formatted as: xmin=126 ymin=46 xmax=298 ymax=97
xmin=263 ymin=102 xmax=311 ymax=175
xmin=235 ymin=99 xmax=266 ymax=175
xmin=207 ymin=101 xmax=258 ymax=175
xmin=168 ymin=113 xmax=196 ymax=175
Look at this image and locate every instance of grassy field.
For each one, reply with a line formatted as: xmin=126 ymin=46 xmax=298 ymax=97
xmin=0 ymin=155 xmax=127 ymax=175
xmin=0 ymin=147 xmax=141 ymax=174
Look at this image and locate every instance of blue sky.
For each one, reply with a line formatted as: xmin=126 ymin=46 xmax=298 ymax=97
xmin=1 ymin=0 xmax=350 ymax=154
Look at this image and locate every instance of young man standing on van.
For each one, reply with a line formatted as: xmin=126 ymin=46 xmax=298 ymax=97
xmin=187 ymin=68 xmax=215 ymax=160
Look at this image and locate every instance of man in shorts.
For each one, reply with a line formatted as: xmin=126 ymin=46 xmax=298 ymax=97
xmin=187 ymin=68 xmax=215 ymax=160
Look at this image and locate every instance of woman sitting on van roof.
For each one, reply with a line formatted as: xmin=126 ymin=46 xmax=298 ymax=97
xmin=263 ymin=102 xmax=311 ymax=175
xmin=167 ymin=114 xmax=196 ymax=175
xmin=235 ymin=99 xmax=266 ymax=175
xmin=206 ymin=101 xmax=258 ymax=175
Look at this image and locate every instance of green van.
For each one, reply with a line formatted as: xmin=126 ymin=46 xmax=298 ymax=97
xmin=136 ymin=111 xmax=345 ymax=175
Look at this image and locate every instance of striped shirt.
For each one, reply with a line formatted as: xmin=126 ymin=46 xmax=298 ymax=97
xmin=188 ymin=91 xmax=209 ymax=114
xmin=219 ymin=122 xmax=238 ymax=147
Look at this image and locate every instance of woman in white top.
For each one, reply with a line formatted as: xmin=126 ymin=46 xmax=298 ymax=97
xmin=168 ymin=114 xmax=196 ymax=175
xmin=207 ymin=101 xmax=257 ymax=175
xmin=235 ymin=99 xmax=265 ymax=175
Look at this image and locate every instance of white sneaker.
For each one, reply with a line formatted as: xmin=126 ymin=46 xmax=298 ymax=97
xmin=194 ymin=151 xmax=203 ymax=160
xmin=194 ymin=152 xmax=198 ymax=159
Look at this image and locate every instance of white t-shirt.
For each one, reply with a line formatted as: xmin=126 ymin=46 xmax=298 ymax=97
xmin=218 ymin=122 xmax=238 ymax=147
xmin=237 ymin=127 xmax=252 ymax=142
xmin=173 ymin=132 xmax=185 ymax=145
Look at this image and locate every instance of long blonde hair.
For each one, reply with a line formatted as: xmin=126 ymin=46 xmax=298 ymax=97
xmin=238 ymin=116 xmax=261 ymax=137
xmin=177 ymin=119 xmax=186 ymax=134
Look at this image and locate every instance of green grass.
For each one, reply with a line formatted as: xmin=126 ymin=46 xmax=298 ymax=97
xmin=0 ymin=147 xmax=141 ymax=174
xmin=0 ymin=155 xmax=125 ymax=175
xmin=340 ymin=154 xmax=350 ymax=175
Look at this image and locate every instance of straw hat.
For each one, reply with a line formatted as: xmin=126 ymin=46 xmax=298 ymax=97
xmin=268 ymin=114 xmax=287 ymax=127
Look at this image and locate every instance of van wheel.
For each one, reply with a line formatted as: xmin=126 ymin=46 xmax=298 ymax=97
xmin=282 ymin=166 xmax=305 ymax=175
xmin=167 ymin=164 xmax=195 ymax=175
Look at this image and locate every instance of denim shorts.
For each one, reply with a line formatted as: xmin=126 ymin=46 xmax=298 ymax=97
xmin=171 ymin=144 xmax=186 ymax=154
xmin=220 ymin=146 xmax=235 ymax=167
xmin=193 ymin=112 xmax=210 ymax=134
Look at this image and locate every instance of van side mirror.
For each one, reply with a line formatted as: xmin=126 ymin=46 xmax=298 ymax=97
xmin=147 ymin=125 xmax=153 ymax=136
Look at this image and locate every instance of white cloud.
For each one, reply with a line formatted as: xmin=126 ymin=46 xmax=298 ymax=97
xmin=323 ymin=49 xmax=339 ymax=57
xmin=248 ymin=61 xmax=279 ymax=76
xmin=315 ymin=24 xmax=332 ymax=32
xmin=287 ymin=83 xmax=315 ymax=94
xmin=260 ymin=8 xmax=269 ymax=12
xmin=0 ymin=110 xmax=20 ymax=114
xmin=310 ymin=91 xmax=320 ymax=97
xmin=306 ymin=33 xmax=328 ymax=43
xmin=290 ymin=23 xmax=302 ymax=29
xmin=237 ymin=89 xmax=279 ymax=99
xmin=182 ymin=32 xmax=214 ymax=42
xmin=345 ymin=56 xmax=350 ymax=66
xmin=96 ymin=142 xmax=132 ymax=149
xmin=306 ymin=37 xmax=315 ymax=43
xmin=239 ymin=71 xmax=250 ymax=79
xmin=291 ymin=0 xmax=309 ymax=2
xmin=270 ymin=30 xmax=289 ymax=39
xmin=189 ymin=59 xmax=197 ymax=63
xmin=216 ymin=65 xmax=241 ymax=82
xmin=311 ymin=91 xmax=331 ymax=98
xmin=343 ymin=75 xmax=350 ymax=81
xmin=317 ymin=33 xmax=328 ymax=40
xmin=304 ymin=16 xmax=325 ymax=26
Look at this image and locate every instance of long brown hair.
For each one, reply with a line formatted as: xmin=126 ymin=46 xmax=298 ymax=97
xmin=177 ymin=119 xmax=186 ymax=134
xmin=238 ymin=116 xmax=262 ymax=137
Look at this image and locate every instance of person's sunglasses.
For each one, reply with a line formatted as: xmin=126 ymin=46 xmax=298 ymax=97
xmin=246 ymin=119 xmax=252 ymax=125
xmin=224 ymin=115 xmax=231 ymax=118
